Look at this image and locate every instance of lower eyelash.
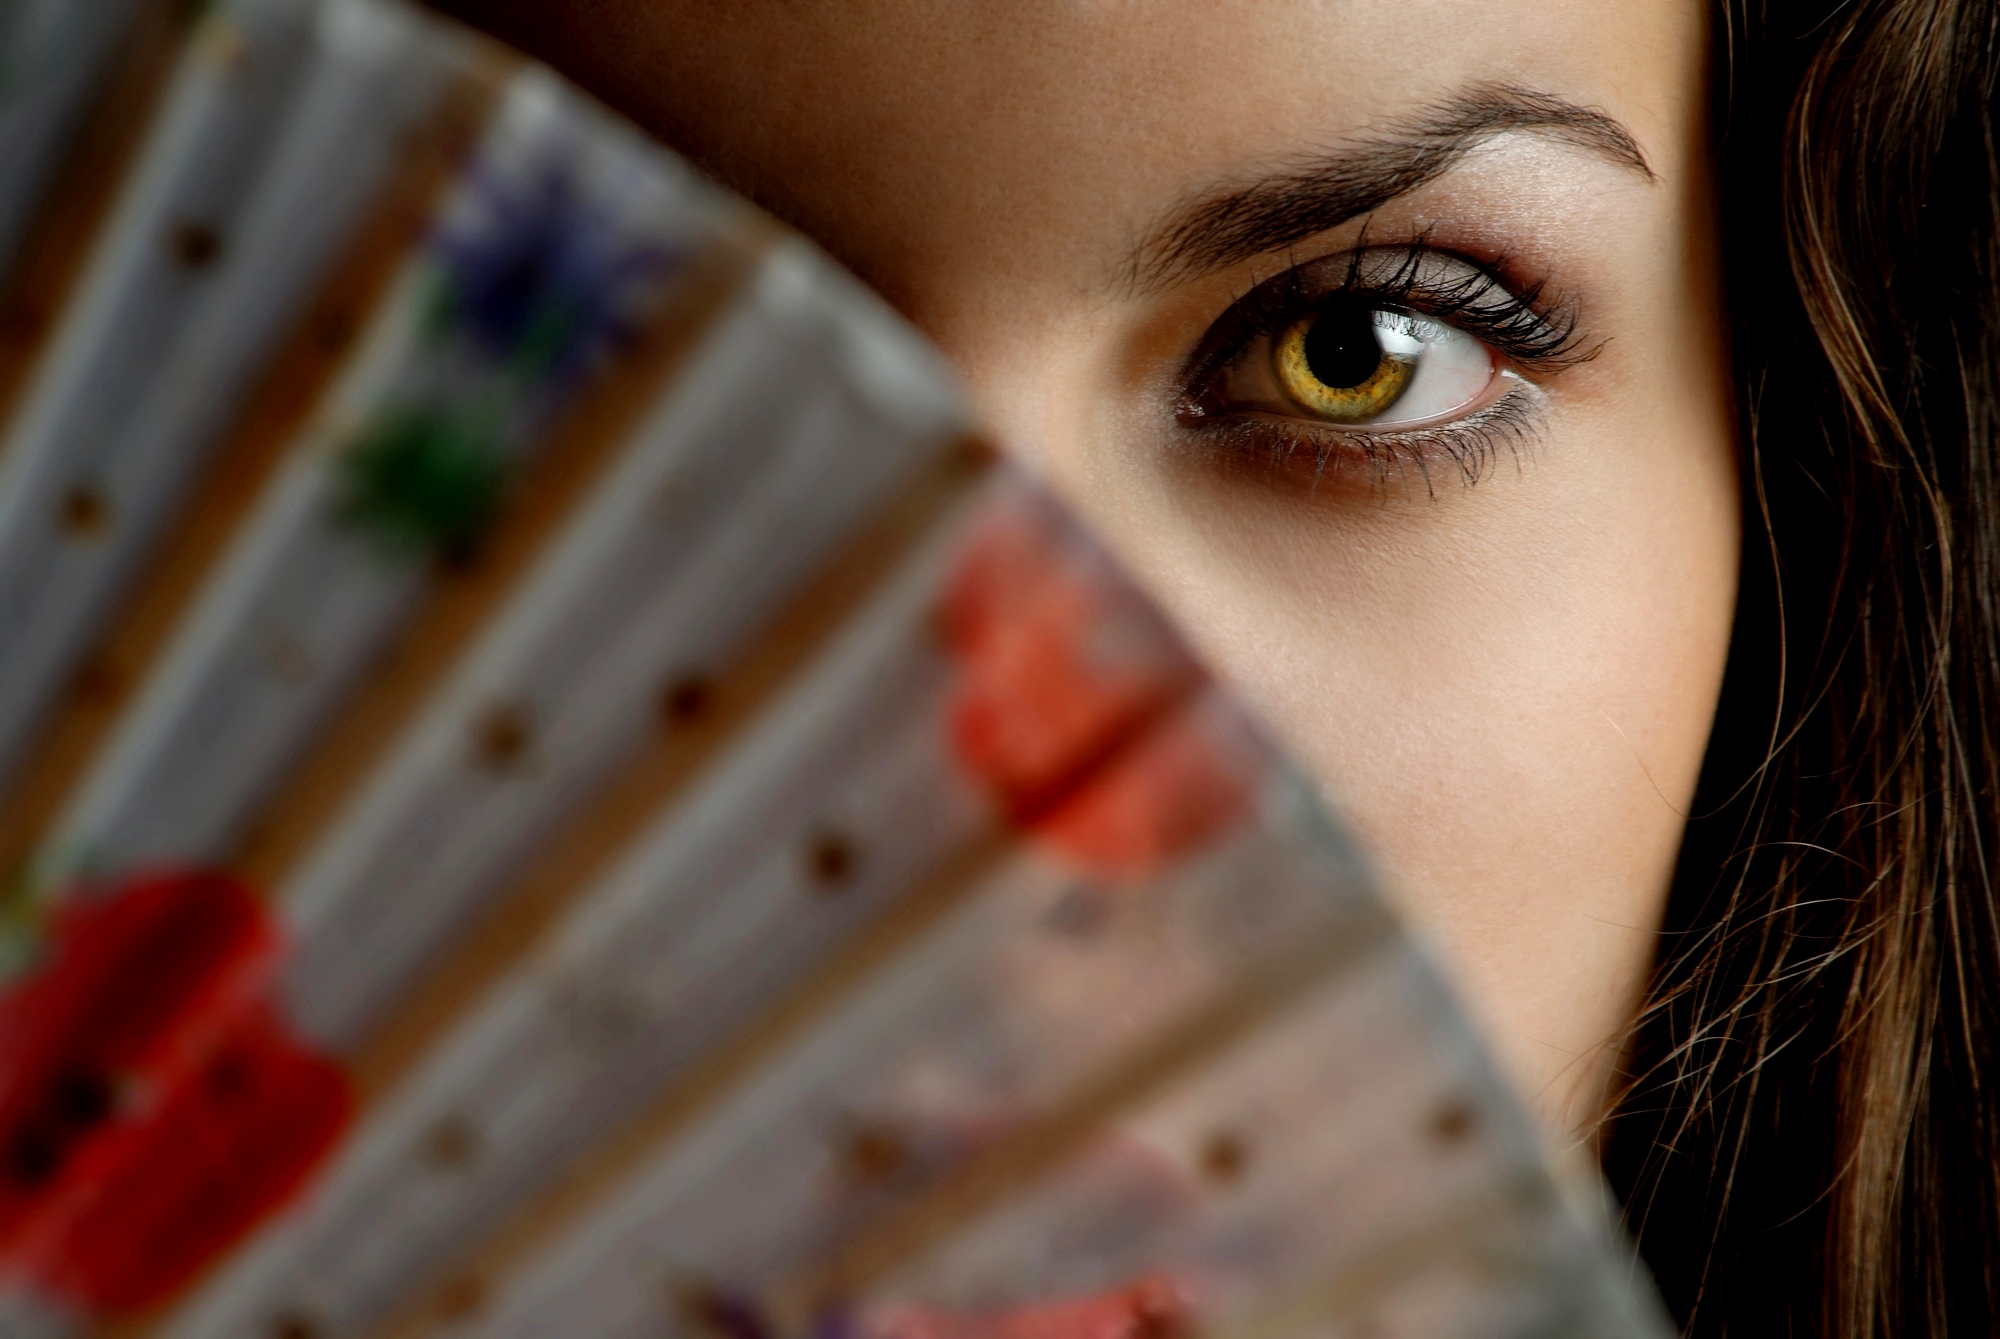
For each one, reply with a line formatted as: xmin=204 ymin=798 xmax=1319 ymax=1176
xmin=1175 ymin=378 xmax=1545 ymax=497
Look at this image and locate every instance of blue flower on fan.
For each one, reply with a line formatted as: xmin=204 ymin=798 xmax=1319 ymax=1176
xmin=423 ymin=161 xmax=678 ymax=386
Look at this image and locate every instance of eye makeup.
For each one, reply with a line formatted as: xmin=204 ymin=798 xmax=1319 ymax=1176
xmin=1173 ymin=236 xmax=1593 ymax=489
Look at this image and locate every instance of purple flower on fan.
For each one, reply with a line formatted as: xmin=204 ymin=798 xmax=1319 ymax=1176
xmin=423 ymin=161 xmax=679 ymax=386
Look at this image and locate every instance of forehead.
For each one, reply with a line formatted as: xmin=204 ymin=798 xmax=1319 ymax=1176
xmin=655 ymin=5 xmax=1693 ymax=246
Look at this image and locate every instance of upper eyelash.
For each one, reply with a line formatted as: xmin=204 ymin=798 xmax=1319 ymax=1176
xmin=1323 ymin=238 xmax=1587 ymax=367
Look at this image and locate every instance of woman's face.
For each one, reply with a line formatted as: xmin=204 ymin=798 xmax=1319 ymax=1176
xmin=464 ymin=0 xmax=1739 ymax=1134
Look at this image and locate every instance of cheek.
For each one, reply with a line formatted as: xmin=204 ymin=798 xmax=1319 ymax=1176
xmin=1014 ymin=358 xmax=1737 ymax=1113
xmin=1118 ymin=450 xmax=1732 ymax=893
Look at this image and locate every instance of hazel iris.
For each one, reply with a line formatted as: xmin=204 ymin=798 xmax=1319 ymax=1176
xmin=1274 ymin=304 xmax=1416 ymax=422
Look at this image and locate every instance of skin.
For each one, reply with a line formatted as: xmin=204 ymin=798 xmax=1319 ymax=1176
xmin=445 ymin=0 xmax=1739 ymax=1138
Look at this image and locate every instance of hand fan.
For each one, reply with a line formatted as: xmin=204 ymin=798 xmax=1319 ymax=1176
xmin=0 ymin=4 xmax=1672 ymax=1337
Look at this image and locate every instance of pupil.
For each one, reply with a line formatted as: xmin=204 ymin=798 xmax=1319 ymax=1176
xmin=1301 ymin=306 xmax=1383 ymax=389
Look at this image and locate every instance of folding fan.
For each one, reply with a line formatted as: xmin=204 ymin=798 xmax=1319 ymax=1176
xmin=0 ymin=3 xmax=1671 ymax=1336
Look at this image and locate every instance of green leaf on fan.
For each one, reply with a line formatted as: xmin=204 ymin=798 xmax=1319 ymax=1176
xmin=334 ymin=409 xmax=508 ymax=563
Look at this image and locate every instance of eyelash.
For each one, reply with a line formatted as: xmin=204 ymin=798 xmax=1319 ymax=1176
xmin=1174 ymin=234 xmax=1592 ymax=488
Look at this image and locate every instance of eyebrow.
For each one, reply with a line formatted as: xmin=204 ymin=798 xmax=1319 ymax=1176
xmin=1121 ymin=84 xmax=1654 ymax=294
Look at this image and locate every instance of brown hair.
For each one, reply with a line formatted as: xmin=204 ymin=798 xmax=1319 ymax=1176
xmin=1605 ymin=0 xmax=2000 ymax=1332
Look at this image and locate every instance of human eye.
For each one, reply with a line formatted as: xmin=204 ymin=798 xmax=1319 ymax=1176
xmin=1174 ymin=241 xmax=1590 ymax=486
